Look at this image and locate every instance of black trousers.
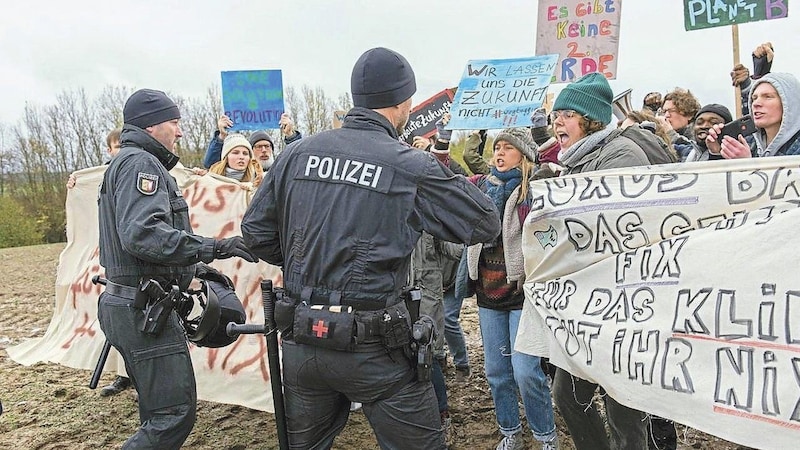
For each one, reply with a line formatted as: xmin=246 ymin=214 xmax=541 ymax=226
xmin=98 ymin=292 xmax=196 ymax=450
xmin=281 ymin=339 xmax=445 ymax=450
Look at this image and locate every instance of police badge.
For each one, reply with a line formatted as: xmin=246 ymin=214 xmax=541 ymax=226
xmin=137 ymin=172 xmax=159 ymax=195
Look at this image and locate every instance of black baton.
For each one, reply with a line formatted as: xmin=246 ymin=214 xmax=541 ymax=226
xmin=227 ymin=280 xmax=289 ymax=450
xmin=89 ymin=275 xmax=111 ymax=389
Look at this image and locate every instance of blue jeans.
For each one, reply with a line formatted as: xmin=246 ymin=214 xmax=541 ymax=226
xmin=443 ymin=287 xmax=469 ymax=369
xmin=478 ymin=307 xmax=556 ymax=443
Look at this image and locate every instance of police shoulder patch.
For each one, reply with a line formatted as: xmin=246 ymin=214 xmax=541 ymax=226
xmin=137 ymin=172 xmax=159 ymax=195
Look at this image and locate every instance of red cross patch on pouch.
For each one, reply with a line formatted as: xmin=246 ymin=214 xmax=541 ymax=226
xmin=137 ymin=172 xmax=159 ymax=195
xmin=310 ymin=319 xmax=331 ymax=339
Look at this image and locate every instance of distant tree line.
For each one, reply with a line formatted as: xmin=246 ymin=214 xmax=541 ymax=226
xmin=0 ymin=83 xmax=354 ymax=247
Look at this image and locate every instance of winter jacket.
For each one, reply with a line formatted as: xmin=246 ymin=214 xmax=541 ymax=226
xmin=559 ymin=128 xmax=650 ymax=175
xmin=241 ymin=107 xmax=500 ymax=309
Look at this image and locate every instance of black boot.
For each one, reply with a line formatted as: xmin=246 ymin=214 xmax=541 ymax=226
xmin=100 ymin=376 xmax=131 ymax=397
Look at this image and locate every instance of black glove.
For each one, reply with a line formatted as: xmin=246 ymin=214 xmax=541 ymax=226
xmin=214 ymin=236 xmax=258 ymax=263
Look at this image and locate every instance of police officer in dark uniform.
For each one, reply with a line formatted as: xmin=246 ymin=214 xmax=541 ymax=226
xmin=241 ymin=47 xmax=501 ymax=450
xmin=97 ymin=89 xmax=258 ymax=449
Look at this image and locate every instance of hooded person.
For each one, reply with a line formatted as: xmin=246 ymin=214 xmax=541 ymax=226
xmin=708 ymin=72 xmax=800 ymax=159
xmin=208 ymin=133 xmax=262 ymax=185
xmin=749 ymin=72 xmax=800 ymax=156
xmin=548 ymin=72 xmax=652 ymax=450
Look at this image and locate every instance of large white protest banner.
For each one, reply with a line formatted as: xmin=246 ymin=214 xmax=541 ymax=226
xmin=7 ymin=165 xmax=282 ymax=412
xmin=517 ymin=157 xmax=800 ymax=449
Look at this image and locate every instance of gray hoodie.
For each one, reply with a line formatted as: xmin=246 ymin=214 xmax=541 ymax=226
xmin=748 ymin=72 xmax=800 ymax=157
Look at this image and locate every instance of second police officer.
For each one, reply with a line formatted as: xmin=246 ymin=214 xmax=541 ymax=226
xmin=241 ymin=47 xmax=501 ymax=449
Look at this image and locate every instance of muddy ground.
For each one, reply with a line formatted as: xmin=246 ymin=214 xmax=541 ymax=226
xmin=0 ymin=244 xmax=752 ymax=449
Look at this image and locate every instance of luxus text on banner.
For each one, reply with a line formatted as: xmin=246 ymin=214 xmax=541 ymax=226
xmin=517 ymin=157 xmax=800 ymax=449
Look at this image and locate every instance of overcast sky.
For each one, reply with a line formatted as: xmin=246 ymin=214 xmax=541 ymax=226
xmin=0 ymin=0 xmax=798 ymax=126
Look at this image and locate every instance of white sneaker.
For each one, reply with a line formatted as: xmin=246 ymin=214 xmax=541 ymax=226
xmin=349 ymin=402 xmax=362 ymax=412
xmin=542 ymin=436 xmax=559 ymax=450
xmin=496 ymin=431 xmax=524 ymax=450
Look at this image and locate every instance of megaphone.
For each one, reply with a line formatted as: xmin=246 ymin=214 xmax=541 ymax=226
xmin=612 ymin=88 xmax=634 ymax=122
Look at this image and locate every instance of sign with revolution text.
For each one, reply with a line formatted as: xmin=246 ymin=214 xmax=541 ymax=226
xmin=516 ymin=157 xmax=800 ymax=449
xmin=8 ymin=166 xmax=282 ymax=413
xmin=400 ymin=88 xmax=454 ymax=144
xmin=684 ymin=0 xmax=789 ymax=31
xmin=221 ymin=70 xmax=285 ymax=131
xmin=447 ymin=55 xmax=557 ymax=130
xmin=536 ymin=0 xmax=622 ymax=83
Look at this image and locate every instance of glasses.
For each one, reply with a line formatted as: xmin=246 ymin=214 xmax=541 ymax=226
xmin=549 ymin=110 xmax=578 ymax=122
xmin=253 ymin=143 xmax=273 ymax=150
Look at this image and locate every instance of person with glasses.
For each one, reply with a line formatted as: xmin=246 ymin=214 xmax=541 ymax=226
xmin=658 ymin=88 xmax=701 ymax=161
xmin=549 ymin=72 xmax=651 ymax=450
xmin=202 ymin=112 xmax=302 ymax=170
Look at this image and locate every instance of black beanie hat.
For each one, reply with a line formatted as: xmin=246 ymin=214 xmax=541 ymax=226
xmin=248 ymin=130 xmax=274 ymax=147
xmin=351 ymin=47 xmax=417 ymax=109
xmin=694 ymin=103 xmax=732 ymax=124
xmin=123 ymin=89 xmax=181 ymax=129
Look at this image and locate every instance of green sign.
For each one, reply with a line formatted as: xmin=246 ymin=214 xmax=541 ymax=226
xmin=684 ymin=0 xmax=789 ymax=30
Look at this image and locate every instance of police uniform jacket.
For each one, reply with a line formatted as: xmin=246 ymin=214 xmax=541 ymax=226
xmin=98 ymin=125 xmax=217 ymax=290
xmin=241 ymin=107 xmax=501 ymax=308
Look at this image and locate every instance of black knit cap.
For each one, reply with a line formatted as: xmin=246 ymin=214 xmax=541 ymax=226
xmin=694 ymin=103 xmax=732 ymax=124
xmin=351 ymin=47 xmax=416 ymax=109
xmin=123 ymin=88 xmax=181 ymax=129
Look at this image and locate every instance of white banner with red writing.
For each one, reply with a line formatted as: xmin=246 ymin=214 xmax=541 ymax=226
xmin=517 ymin=156 xmax=800 ymax=449
xmin=7 ymin=164 xmax=282 ymax=412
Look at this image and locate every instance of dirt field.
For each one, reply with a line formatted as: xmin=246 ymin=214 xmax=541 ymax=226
xmin=0 ymin=243 xmax=752 ymax=449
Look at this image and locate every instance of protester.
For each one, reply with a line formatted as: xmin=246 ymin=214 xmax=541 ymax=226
xmin=241 ymin=47 xmax=500 ymax=450
xmin=411 ymin=229 xmax=463 ymax=445
xmin=659 ymin=88 xmax=701 ymax=161
xmin=208 ymin=133 xmax=263 ymax=186
xmin=684 ymin=104 xmax=733 ymax=162
xmin=248 ymin=130 xmax=277 ymax=172
xmin=66 ymin=128 xmax=122 ymax=189
xmin=551 ymin=72 xmax=651 ymax=450
xmin=528 ymin=108 xmax=563 ymax=180
xmin=430 ymin=114 xmax=472 ymax=383
xmin=97 ymin=88 xmax=258 ymax=448
xmin=466 ymin=127 xmax=558 ymax=450
xmin=202 ymin=112 xmax=301 ymax=169
xmin=618 ymin=109 xmax=679 ymax=163
xmin=708 ymin=72 xmax=800 ymax=159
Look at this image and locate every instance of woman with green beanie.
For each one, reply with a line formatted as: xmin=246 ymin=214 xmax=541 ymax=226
xmin=549 ymin=72 xmax=651 ymax=450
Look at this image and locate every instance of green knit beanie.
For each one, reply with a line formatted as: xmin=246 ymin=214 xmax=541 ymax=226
xmin=552 ymin=72 xmax=613 ymax=125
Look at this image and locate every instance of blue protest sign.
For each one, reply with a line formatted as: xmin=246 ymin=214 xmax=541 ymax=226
xmin=221 ymin=70 xmax=284 ymax=131
xmin=447 ymin=55 xmax=559 ymax=130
